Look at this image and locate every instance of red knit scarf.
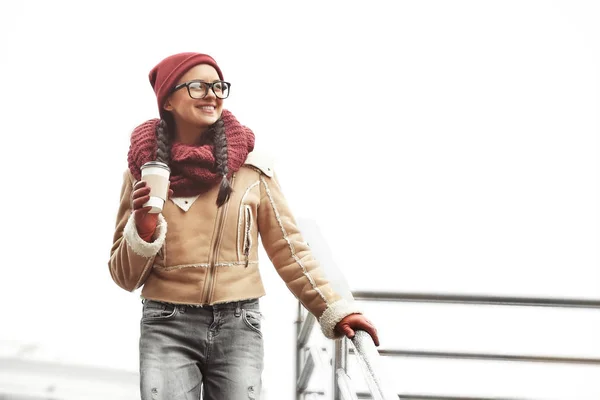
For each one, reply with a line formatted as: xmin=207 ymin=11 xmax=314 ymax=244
xmin=128 ymin=110 xmax=255 ymax=197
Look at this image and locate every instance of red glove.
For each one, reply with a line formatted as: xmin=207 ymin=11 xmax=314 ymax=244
xmin=335 ymin=313 xmax=380 ymax=346
xmin=132 ymin=181 xmax=173 ymax=242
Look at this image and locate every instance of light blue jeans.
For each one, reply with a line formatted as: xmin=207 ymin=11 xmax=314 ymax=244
xmin=139 ymin=298 xmax=264 ymax=400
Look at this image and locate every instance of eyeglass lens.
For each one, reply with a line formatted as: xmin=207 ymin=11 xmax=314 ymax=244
xmin=188 ymin=81 xmax=230 ymax=99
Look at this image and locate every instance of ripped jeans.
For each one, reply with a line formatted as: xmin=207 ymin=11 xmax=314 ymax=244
xmin=139 ymin=298 xmax=264 ymax=400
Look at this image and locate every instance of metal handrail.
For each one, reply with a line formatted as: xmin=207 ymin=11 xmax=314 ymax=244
xmin=349 ymin=331 xmax=398 ymax=400
xmin=352 ymin=291 xmax=600 ymax=309
xmin=349 ymin=348 xmax=600 ymax=365
xmin=356 ymin=393 xmax=528 ymax=400
xmin=296 ymin=304 xmax=396 ymax=400
xmin=295 ymin=290 xmax=600 ymax=400
xmin=293 ymin=218 xmax=600 ymax=398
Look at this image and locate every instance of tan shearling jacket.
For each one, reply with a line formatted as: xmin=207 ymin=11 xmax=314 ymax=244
xmin=108 ymin=151 xmax=360 ymax=338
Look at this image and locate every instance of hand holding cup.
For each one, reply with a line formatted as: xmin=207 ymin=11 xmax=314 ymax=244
xmin=132 ymin=162 xmax=172 ymax=242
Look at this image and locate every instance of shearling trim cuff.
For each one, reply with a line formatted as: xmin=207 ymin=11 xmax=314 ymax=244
xmin=123 ymin=213 xmax=167 ymax=258
xmin=319 ymin=299 xmax=363 ymax=339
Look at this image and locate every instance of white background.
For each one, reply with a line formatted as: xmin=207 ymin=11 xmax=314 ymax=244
xmin=0 ymin=1 xmax=598 ymax=399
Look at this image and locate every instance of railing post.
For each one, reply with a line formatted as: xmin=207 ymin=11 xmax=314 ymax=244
xmin=295 ymin=302 xmax=303 ymax=400
xmin=332 ymin=338 xmax=348 ymax=400
xmin=336 ymin=369 xmax=359 ymax=400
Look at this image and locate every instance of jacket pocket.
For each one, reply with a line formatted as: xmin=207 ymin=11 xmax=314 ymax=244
xmin=243 ymin=205 xmax=253 ymax=268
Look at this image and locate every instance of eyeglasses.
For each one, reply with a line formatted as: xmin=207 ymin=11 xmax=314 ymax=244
xmin=170 ymin=80 xmax=231 ymax=99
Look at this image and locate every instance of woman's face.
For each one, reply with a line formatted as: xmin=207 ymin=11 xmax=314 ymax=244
xmin=164 ymin=64 xmax=224 ymax=131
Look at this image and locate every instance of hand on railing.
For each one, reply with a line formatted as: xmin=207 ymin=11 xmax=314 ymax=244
xmin=335 ymin=314 xmax=380 ymax=346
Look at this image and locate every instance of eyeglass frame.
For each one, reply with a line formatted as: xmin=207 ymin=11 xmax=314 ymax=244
xmin=169 ymin=79 xmax=232 ymax=99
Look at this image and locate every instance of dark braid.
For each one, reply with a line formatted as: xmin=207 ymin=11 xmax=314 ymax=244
xmin=155 ymin=119 xmax=171 ymax=164
xmin=210 ymin=118 xmax=233 ymax=207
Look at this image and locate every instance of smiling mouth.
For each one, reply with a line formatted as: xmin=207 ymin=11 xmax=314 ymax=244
xmin=196 ymin=105 xmax=216 ymax=112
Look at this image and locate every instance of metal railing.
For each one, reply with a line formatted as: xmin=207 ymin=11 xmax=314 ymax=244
xmin=295 ymin=303 xmax=397 ymax=400
xmin=295 ymin=291 xmax=600 ymax=400
xmin=353 ymin=291 xmax=600 ymax=369
xmin=292 ymin=219 xmax=600 ymax=399
xmin=352 ymin=291 xmax=600 ymax=309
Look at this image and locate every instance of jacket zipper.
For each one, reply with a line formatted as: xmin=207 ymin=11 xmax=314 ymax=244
xmin=201 ymin=175 xmax=234 ymax=304
xmin=243 ymin=205 xmax=252 ymax=268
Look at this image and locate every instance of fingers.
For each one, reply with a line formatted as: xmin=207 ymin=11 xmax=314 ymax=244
xmin=365 ymin=325 xmax=380 ymax=347
xmin=359 ymin=319 xmax=380 ymax=347
xmin=341 ymin=325 xmax=355 ymax=339
xmin=134 ymin=180 xmax=174 ymax=204
xmin=132 ymin=192 xmax=151 ymax=210
xmin=352 ymin=317 xmax=380 ymax=347
xmin=132 ymin=181 xmax=150 ymax=196
xmin=132 ymin=181 xmax=151 ymax=210
xmin=133 ymin=180 xmax=147 ymax=191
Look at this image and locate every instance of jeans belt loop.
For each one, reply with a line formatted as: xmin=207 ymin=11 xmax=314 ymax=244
xmin=235 ymin=302 xmax=242 ymax=317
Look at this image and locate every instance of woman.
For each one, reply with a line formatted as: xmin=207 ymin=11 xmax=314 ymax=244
xmin=109 ymin=52 xmax=379 ymax=400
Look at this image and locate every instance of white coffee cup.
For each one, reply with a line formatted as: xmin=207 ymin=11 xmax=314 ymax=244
xmin=140 ymin=161 xmax=171 ymax=213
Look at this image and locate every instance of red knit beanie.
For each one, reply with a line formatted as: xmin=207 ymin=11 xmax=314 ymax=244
xmin=148 ymin=52 xmax=224 ymax=116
